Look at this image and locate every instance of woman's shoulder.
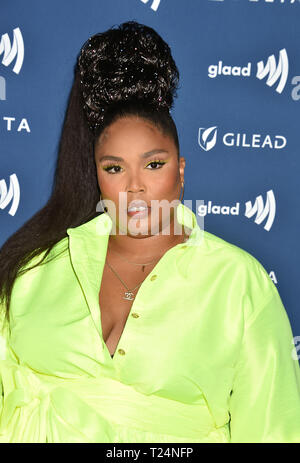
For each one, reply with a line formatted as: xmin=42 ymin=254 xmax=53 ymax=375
xmin=20 ymin=236 xmax=70 ymax=273
xmin=201 ymin=229 xmax=270 ymax=274
xmin=195 ymin=228 xmax=278 ymax=305
xmin=8 ymin=237 xmax=71 ymax=305
xmin=184 ymin=228 xmax=282 ymax=332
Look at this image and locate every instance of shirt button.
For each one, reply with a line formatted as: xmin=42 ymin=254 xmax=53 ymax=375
xmin=118 ymin=349 xmax=126 ymax=355
xmin=131 ymin=313 xmax=139 ymax=318
xmin=150 ymin=275 xmax=157 ymax=281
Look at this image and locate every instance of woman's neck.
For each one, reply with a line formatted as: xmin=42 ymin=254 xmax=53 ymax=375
xmin=107 ymin=227 xmax=190 ymax=262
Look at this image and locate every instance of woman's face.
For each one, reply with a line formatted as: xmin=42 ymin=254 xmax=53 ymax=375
xmin=94 ymin=116 xmax=185 ymax=238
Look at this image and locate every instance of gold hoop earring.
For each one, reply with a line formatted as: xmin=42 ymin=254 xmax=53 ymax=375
xmin=179 ymin=181 xmax=184 ymax=202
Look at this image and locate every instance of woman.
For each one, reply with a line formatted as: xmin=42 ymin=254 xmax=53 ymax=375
xmin=0 ymin=21 xmax=300 ymax=443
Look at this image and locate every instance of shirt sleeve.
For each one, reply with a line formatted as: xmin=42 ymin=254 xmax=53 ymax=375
xmin=0 ymin=302 xmax=8 ymax=360
xmin=0 ymin=301 xmax=8 ymax=418
xmin=228 ymin=280 xmax=300 ymax=443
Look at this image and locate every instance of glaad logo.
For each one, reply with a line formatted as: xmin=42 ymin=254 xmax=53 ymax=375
xmin=208 ymin=48 xmax=289 ymax=94
xmin=245 ymin=190 xmax=276 ymax=231
xmin=0 ymin=27 xmax=24 ymax=102
xmin=197 ymin=190 xmax=276 ymax=231
xmin=0 ymin=173 xmax=20 ymax=216
xmin=140 ymin=0 xmax=161 ymax=11
xmin=198 ymin=126 xmax=287 ymax=151
xmin=291 ymin=76 xmax=300 ymax=100
xmin=0 ymin=27 xmax=24 ymax=74
xmin=256 ymin=49 xmax=289 ymax=94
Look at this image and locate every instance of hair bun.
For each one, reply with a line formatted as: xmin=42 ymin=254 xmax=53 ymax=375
xmin=78 ymin=21 xmax=179 ymax=131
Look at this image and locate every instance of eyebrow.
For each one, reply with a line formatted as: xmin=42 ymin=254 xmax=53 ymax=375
xmin=98 ymin=149 xmax=169 ymax=162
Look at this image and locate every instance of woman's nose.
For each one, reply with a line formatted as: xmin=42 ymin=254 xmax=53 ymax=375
xmin=126 ymin=174 xmax=146 ymax=193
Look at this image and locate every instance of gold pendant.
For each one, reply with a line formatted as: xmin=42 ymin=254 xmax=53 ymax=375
xmin=123 ymin=291 xmax=134 ymax=301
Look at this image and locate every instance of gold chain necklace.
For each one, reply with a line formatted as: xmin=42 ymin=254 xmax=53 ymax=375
xmin=106 ymin=233 xmax=189 ymax=301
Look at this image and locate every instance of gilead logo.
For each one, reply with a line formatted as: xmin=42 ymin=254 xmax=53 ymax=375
xmin=198 ymin=127 xmax=287 ymax=151
xmin=197 ymin=190 xmax=276 ymax=231
xmin=198 ymin=126 xmax=218 ymax=151
xmin=208 ymin=49 xmax=289 ymax=94
xmin=223 ymin=133 xmax=286 ymax=149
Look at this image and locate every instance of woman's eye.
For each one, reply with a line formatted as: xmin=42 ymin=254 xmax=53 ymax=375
xmin=103 ymin=165 xmax=122 ymax=174
xmin=146 ymin=161 xmax=166 ymax=169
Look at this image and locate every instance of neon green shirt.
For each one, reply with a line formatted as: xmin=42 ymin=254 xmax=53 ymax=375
xmin=1 ymin=203 xmax=300 ymax=443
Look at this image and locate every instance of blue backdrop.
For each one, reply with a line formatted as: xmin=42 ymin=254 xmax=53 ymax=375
xmin=1 ymin=0 xmax=299 ymax=363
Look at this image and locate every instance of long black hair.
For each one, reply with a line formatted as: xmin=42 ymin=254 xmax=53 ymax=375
xmin=0 ymin=21 xmax=180 ymax=324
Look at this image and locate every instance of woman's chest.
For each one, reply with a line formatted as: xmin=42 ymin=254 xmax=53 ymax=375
xmin=98 ymin=261 xmax=154 ymax=356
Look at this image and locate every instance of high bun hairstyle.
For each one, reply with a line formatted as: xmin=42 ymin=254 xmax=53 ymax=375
xmin=0 ymin=21 xmax=181 ymax=323
xmin=77 ymin=21 xmax=180 ymax=156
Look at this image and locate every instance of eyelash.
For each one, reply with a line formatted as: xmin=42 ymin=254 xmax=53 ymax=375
xmin=102 ymin=160 xmax=166 ymax=175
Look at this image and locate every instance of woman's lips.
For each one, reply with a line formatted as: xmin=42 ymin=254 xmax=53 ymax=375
xmin=127 ymin=207 xmax=151 ymax=219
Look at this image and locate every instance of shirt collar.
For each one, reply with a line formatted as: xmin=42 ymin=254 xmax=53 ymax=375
xmin=66 ymin=203 xmax=204 ymax=279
